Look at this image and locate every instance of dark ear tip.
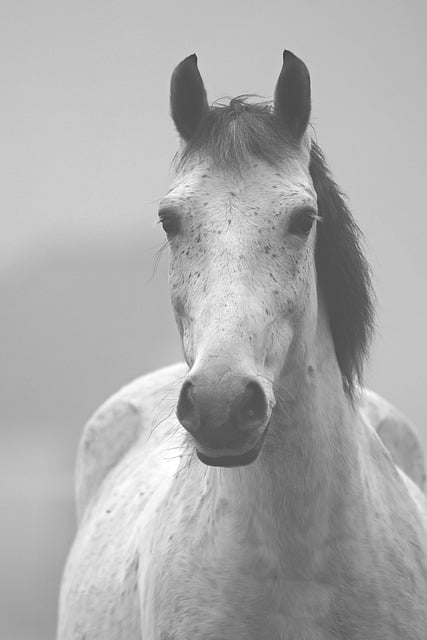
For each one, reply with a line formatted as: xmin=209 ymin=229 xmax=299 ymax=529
xmin=180 ymin=53 xmax=198 ymax=66
xmin=171 ymin=54 xmax=199 ymax=80
xmin=282 ymin=50 xmax=302 ymax=67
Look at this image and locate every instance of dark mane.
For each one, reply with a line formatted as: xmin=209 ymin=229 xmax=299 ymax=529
xmin=178 ymin=99 xmax=375 ymax=395
xmin=310 ymin=143 xmax=375 ymax=395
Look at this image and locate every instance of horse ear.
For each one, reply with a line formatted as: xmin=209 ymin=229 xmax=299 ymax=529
xmin=170 ymin=54 xmax=209 ymax=142
xmin=274 ymin=50 xmax=311 ymax=141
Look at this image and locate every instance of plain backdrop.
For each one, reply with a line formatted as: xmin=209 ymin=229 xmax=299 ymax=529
xmin=1 ymin=1 xmax=426 ymax=638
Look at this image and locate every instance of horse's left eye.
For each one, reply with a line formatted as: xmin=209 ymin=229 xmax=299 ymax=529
xmin=288 ymin=208 xmax=317 ymax=236
xmin=159 ymin=207 xmax=180 ymax=237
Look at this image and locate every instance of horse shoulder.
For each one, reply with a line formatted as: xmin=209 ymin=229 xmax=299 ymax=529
xmin=75 ymin=361 xmax=187 ymax=521
xmin=359 ymin=388 xmax=426 ymax=492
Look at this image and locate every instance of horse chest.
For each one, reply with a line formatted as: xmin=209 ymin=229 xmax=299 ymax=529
xmin=139 ymin=491 xmax=333 ymax=640
xmin=142 ymin=554 xmax=333 ymax=639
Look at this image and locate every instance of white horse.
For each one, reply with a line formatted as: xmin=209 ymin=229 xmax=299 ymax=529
xmin=57 ymin=51 xmax=427 ymax=639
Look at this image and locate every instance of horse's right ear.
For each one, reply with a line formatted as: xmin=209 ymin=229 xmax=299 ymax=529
xmin=274 ymin=50 xmax=311 ymax=141
xmin=170 ymin=54 xmax=209 ymax=142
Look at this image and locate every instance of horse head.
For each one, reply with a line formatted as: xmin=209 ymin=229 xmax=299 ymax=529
xmin=162 ymin=52 xmax=372 ymax=467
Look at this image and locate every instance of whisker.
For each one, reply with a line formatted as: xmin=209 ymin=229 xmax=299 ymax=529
xmin=147 ymin=241 xmax=169 ymax=282
xmin=149 ymin=416 xmax=173 ymax=439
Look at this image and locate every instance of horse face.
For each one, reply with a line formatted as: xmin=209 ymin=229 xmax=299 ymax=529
xmin=164 ymin=50 xmax=317 ymax=466
xmin=160 ymin=152 xmax=319 ymax=466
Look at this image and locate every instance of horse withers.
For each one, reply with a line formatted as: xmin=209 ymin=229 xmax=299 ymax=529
xmin=57 ymin=51 xmax=427 ymax=639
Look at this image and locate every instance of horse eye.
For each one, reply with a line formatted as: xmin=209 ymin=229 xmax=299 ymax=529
xmin=288 ymin=208 xmax=317 ymax=236
xmin=159 ymin=207 xmax=180 ymax=237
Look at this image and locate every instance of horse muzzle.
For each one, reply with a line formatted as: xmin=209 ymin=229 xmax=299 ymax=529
xmin=195 ymin=422 xmax=270 ymax=467
xmin=176 ymin=370 xmax=272 ymax=467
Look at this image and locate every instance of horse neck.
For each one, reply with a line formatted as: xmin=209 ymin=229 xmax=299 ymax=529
xmin=188 ymin=298 xmax=364 ymax=562
xmin=264 ymin=302 xmax=361 ymax=544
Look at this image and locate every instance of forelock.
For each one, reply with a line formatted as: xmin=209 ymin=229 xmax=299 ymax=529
xmin=176 ymin=98 xmax=299 ymax=171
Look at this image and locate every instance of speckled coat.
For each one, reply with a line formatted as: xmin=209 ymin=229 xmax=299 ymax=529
xmin=57 ymin=363 xmax=427 ymax=640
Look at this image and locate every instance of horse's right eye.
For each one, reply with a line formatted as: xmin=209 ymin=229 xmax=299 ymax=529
xmin=288 ymin=207 xmax=318 ymax=237
xmin=159 ymin=208 xmax=180 ymax=237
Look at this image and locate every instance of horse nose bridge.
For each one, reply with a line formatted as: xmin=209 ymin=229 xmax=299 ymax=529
xmin=194 ymin=290 xmax=266 ymax=348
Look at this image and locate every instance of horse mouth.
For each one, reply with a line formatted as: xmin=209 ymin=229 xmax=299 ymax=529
xmin=195 ymin=423 xmax=269 ymax=468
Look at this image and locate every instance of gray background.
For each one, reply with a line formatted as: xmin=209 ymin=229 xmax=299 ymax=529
xmin=1 ymin=1 xmax=426 ymax=638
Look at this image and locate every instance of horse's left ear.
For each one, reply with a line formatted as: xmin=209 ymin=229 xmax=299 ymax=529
xmin=170 ymin=54 xmax=209 ymax=142
xmin=274 ymin=50 xmax=311 ymax=141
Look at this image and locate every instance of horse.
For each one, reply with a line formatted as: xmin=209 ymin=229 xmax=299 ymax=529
xmin=57 ymin=51 xmax=427 ymax=639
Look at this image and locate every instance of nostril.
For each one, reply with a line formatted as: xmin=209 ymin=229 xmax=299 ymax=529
xmin=177 ymin=380 xmax=199 ymax=433
xmin=237 ymin=381 xmax=268 ymax=431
